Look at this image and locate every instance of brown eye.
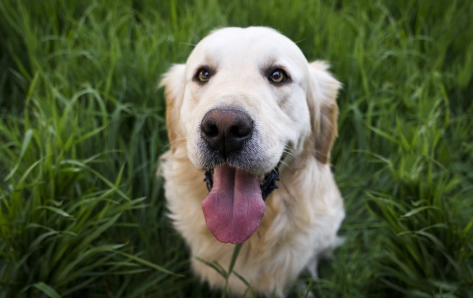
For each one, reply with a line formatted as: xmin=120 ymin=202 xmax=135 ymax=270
xmin=197 ymin=68 xmax=211 ymax=82
xmin=269 ymin=69 xmax=286 ymax=83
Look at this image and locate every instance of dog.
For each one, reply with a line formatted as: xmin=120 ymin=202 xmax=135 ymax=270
xmin=159 ymin=27 xmax=344 ymax=297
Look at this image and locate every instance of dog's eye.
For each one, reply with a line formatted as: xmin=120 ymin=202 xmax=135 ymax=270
xmin=269 ymin=69 xmax=287 ymax=83
xmin=196 ymin=68 xmax=211 ymax=83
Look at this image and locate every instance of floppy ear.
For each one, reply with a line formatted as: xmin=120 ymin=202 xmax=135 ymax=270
xmin=159 ymin=64 xmax=186 ymax=153
xmin=307 ymin=61 xmax=341 ymax=164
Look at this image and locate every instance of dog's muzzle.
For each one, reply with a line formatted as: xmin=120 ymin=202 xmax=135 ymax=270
xmin=198 ymin=107 xmax=281 ymax=244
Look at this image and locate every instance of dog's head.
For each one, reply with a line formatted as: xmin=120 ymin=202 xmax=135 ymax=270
xmin=161 ymin=27 xmax=340 ymax=244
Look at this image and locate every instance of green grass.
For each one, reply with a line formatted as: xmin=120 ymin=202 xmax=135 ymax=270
xmin=0 ymin=0 xmax=472 ymax=297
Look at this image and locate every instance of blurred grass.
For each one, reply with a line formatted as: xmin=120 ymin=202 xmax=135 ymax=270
xmin=0 ymin=0 xmax=472 ymax=297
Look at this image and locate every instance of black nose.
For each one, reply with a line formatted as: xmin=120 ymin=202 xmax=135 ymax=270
xmin=200 ymin=108 xmax=253 ymax=158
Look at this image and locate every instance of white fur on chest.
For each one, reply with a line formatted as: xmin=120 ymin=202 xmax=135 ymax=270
xmin=160 ymin=149 xmax=344 ymax=297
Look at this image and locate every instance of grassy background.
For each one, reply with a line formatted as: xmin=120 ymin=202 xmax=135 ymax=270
xmin=0 ymin=0 xmax=472 ymax=297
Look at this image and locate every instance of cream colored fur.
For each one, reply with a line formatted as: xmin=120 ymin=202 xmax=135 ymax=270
xmin=159 ymin=27 xmax=344 ymax=297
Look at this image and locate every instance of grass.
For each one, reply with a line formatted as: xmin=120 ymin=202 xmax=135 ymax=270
xmin=0 ymin=0 xmax=472 ymax=297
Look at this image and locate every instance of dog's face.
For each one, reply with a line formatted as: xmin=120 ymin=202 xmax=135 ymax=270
xmin=161 ymin=27 xmax=340 ymax=244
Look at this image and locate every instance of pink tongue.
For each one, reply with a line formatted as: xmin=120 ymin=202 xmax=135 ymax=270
xmin=202 ymin=165 xmax=265 ymax=244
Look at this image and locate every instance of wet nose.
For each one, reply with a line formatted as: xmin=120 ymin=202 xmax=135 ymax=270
xmin=200 ymin=108 xmax=253 ymax=157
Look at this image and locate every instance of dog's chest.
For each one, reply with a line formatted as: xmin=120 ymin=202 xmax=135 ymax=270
xmin=161 ymin=153 xmax=344 ymax=295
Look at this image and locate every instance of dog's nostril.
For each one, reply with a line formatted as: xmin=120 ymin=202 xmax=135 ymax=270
xmin=203 ymin=124 xmax=219 ymax=137
xmin=230 ymin=125 xmax=250 ymax=138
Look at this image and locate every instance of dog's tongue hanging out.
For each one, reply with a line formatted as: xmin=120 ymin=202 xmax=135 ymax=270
xmin=202 ymin=165 xmax=265 ymax=244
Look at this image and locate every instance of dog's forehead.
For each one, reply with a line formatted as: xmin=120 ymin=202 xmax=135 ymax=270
xmin=187 ymin=27 xmax=307 ymax=70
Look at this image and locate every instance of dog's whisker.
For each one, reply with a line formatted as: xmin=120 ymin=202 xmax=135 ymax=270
xmin=282 ymin=145 xmax=301 ymax=161
xmin=175 ymin=143 xmax=188 ymax=150
xmin=277 ymin=159 xmax=294 ymax=171
xmin=169 ymin=137 xmax=187 ymax=144
xmin=164 ymin=141 xmax=188 ymax=152
xmin=162 ymin=135 xmax=188 ymax=150
xmin=282 ymin=149 xmax=299 ymax=159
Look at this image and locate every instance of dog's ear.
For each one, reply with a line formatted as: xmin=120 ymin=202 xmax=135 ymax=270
xmin=159 ymin=64 xmax=186 ymax=153
xmin=307 ymin=61 xmax=341 ymax=164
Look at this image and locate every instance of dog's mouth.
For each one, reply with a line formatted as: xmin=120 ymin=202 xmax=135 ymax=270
xmin=202 ymin=165 xmax=279 ymax=244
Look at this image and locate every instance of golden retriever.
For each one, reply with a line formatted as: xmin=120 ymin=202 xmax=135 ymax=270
xmin=159 ymin=27 xmax=344 ymax=297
